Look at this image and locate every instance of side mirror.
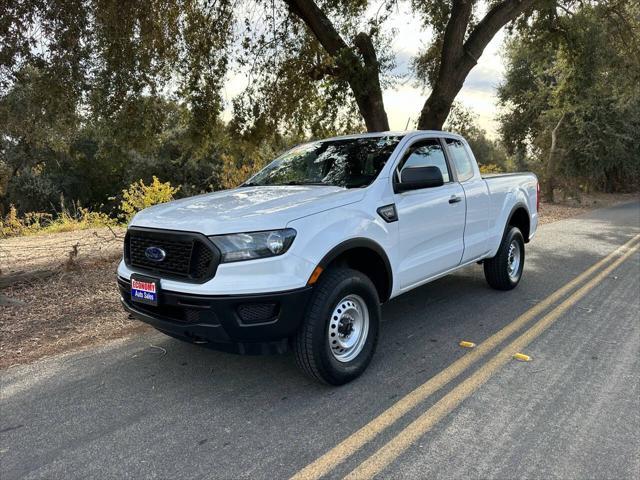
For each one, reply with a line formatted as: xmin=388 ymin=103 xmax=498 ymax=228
xmin=394 ymin=166 xmax=444 ymax=193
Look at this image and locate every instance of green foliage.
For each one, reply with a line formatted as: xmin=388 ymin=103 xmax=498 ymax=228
xmin=119 ymin=176 xmax=180 ymax=221
xmin=5 ymin=168 xmax=60 ymax=213
xmin=498 ymin=1 xmax=640 ymax=194
xmin=2 ymin=1 xmax=334 ymax=217
xmin=2 ymin=0 xmax=637 ymax=222
xmin=1 ymin=0 xmax=234 ymax=214
xmin=444 ymin=103 xmax=510 ymax=171
xmin=230 ymin=9 xmax=373 ymax=141
xmin=1 ymin=0 xmax=232 ymax=120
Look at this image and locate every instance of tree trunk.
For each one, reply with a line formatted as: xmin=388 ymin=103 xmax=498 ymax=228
xmin=417 ymin=73 xmax=467 ymax=130
xmin=285 ymin=0 xmax=536 ymax=133
xmin=417 ymin=0 xmax=537 ymax=130
xmin=352 ymin=87 xmax=389 ymax=132
xmin=350 ymin=32 xmax=389 ymax=131
xmin=544 ymin=112 xmax=565 ymax=203
xmin=284 ymin=0 xmax=389 ymax=132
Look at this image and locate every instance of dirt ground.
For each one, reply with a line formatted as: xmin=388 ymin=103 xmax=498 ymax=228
xmin=0 ymin=227 xmax=125 ymax=280
xmin=0 ymin=257 xmax=150 ymax=369
xmin=1 ymin=193 xmax=637 ymax=369
xmin=538 ymin=193 xmax=638 ymax=225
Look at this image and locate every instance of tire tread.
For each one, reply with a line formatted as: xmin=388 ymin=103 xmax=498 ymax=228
xmin=484 ymin=226 xmax=524 ymax=291
xmin=293 ymin=268 xmax=378 ymax=384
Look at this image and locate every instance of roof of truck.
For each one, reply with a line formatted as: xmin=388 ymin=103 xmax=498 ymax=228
xmin=321 ymin=130 xmax=464 ymax=142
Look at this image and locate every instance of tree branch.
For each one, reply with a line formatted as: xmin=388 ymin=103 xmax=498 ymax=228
xmin=282 ymin=0 xmax=390 ymax=131
xmin=463 ymin=0 xmax=537 ymax=68
xmin=353 ymin=32 xmax=379 ymax=71
xmin=440 ymin=0 xmax=474 ymax=72
xmin=418 ymin=0 xmax=538 ymax=130
xmin=283 ymin=0 xmax=349 ymax=56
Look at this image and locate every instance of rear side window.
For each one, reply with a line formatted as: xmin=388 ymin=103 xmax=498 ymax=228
xmin=399 ymin=139 xmax=450 ymax=183
xmin=446 ymin=139 xmax=475 ymax=182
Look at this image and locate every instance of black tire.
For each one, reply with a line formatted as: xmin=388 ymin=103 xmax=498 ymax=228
xmin=484 ymin=226 xmax=525 ymax=290
xmin=293 ymin=267 xmax=381 ymax=385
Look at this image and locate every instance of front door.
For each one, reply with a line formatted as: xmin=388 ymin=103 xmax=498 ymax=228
xmin=394 ymin=138 xmax=466 ymax=290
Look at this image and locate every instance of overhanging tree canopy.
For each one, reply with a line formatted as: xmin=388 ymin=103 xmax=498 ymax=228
xmin=2 ymin=0 xmax=545 ymax=138
xmin=260 ymin=0 xmax=540 ymax=132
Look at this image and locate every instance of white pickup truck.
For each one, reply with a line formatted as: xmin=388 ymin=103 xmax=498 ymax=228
xmin=118 ymin=131 xmax=538 ymax=384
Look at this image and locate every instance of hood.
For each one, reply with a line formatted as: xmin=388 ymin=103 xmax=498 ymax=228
xmin=130 ymin=185 xmax=365 ymax=235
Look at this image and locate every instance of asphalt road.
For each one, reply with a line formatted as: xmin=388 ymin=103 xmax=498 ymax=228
xmin=2 ymin=201 xmax=639 ymax=480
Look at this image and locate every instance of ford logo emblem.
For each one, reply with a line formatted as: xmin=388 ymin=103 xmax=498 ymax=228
xmin=145 ymin=246 xmax=166 ymax=262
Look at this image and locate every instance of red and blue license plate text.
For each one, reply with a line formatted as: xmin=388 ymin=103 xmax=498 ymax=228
xmin=131 ymin=278 xmax=157 ymax=305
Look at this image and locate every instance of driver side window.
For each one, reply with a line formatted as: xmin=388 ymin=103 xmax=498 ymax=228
xmin=398 ymin=139 xmax=450 ymax=183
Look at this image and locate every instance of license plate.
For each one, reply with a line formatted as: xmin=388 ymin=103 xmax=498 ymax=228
xmin=131 ymin=275 xmax=159 ymax=306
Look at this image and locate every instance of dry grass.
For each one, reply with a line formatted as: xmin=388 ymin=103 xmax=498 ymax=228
xmin=0 ymin=257 xmax=150 ymax=369
xmin=0 ymin=226 xmax=125 ymax=279
xmin=1 ymin=193 xmax=636 ymax=369
xmin=538 ymin=202 xmax=590 ymax=225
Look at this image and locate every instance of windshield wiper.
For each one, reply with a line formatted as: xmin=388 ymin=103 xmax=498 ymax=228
xmin=242 ymin=181 xmax=329 ymax=187
xmin=280 ymin=181 xmax=327 ymax=186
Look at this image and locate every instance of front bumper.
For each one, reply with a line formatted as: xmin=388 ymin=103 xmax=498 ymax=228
xmin=117 ymin=277 xmax=312 ymax=354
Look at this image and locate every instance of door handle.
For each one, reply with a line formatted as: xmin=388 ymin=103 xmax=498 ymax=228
xmin=449 ymin=195 xmax=462 ymax=204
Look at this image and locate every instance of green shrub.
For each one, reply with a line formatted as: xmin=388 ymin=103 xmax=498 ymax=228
xmin=6 ymin=169 xmax=61 ymax=213
xmin=119 ymin=176 xmax=180 ymax=221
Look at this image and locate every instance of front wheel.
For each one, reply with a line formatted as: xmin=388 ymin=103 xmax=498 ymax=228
xmin=293 ymin=267 xmax=380 ymax=385
xmin=484 ymin=226 xmax=525 ymax=290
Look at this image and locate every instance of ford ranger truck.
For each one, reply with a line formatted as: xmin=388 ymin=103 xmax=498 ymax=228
xmin=118 ymin=131 xmax=538 ymax=385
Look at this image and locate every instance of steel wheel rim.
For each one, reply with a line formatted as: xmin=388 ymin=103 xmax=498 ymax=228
xmin=328 ymin=294 xmax=369 ymax=363
xmin=507 ymin=240 xmax=521 ymax=280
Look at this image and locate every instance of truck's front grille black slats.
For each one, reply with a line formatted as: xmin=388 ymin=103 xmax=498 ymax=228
xmin=129 ymin=236 xmax=193 ymax=276
xmin=125 ymin=228 xmax=220 ymax=282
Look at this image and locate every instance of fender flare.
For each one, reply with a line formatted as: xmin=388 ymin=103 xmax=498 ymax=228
xmin=318 ymin=237 xmax=393 ymax=301
xmin=505 ymin=202 xmax=531 ymax=241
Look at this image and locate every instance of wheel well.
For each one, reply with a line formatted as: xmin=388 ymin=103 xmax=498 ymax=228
xmin=509 ymin=207 xmax=530 ymax=242
xmin=322 ymin=246 xmax=392 ymax=302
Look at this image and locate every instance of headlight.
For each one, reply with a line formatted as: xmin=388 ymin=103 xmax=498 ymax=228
xmin=209 ymin=229 xmax=296 ymax=263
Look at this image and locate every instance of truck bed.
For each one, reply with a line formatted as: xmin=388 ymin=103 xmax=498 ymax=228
xmin=481 ymin=171 xmax=539 ymax=252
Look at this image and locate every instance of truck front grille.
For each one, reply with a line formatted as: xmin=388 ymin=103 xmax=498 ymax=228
xmin=124 ymin=228 xmax=220 ymax=282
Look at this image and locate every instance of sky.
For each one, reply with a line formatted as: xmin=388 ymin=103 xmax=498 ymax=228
xmin=383 ymin=9 xmax=506 ymax=137
xmin=222 ymin=6 xmax=507 ymax=138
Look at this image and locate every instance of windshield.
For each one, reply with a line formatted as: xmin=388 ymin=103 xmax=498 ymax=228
xmin=244 ymin=136 xmax=403 ymax=188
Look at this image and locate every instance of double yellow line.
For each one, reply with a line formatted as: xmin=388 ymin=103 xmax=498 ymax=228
xmin=292 ymin=234 xmax=640 ymax=480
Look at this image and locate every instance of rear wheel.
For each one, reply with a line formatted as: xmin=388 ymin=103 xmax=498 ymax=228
xmin=484 ymin=226 xmax=525 ymax=290
xmin=293 ymin=267 xmax=380 ymax=385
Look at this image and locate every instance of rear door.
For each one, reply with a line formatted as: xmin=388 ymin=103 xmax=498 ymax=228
xmin=393 ymin=137 xmax=466 ymax=290
xmin=444 ymin=137 xmax=491 ymax=262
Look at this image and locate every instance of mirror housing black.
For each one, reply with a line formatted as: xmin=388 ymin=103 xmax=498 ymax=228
xmin=394 ymin=166 xmax=444 ymax=193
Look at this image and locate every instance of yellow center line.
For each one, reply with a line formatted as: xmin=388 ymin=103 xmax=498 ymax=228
xmin=345 ymin=241 xmax=639 ymax=480
xmin=290 ymin=234 xmax=640 ymax=480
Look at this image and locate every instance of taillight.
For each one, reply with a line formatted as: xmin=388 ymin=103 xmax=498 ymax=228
xmin=536 ymin=181 xmax=540 ymax=212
